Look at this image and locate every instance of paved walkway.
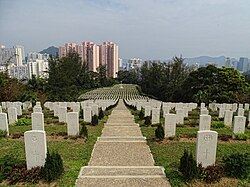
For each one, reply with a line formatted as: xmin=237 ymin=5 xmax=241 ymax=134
xmin=76 ymin=100 xmax=171 ymax=187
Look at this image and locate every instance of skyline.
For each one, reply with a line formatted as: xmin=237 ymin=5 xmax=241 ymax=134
xmin=1 ymin=0 xmax=250 ymax=59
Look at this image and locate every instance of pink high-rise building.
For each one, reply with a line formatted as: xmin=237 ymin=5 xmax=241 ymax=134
xmin=58 ymin=41 xmax=118 ymax=77
xmin=82 ymin=42 xmax=99 ymax=72
xmin=99 ymin=42 xmax=118 ymax=78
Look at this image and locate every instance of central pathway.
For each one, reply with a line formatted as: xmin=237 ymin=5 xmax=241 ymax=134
xmin=76 ymin=100 xmax=171 ymax=187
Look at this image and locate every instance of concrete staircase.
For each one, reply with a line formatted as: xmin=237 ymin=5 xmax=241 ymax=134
xmin=75 ymin=100 xmax=171 ymax=187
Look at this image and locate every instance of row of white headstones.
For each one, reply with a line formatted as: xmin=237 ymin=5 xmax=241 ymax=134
xmin=0 ymin=100 xmax=117 ymax=170
xmin=125 ymin=99 xmax=249 ymax=167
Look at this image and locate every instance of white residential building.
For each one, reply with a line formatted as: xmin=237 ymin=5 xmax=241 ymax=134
xmin=28 ymin=59 xmax=49 ymax=78
xmin=9 ymin=64 xmax=29 ymax=80
xmin=0 ymin=45 xmax=23 ymax=66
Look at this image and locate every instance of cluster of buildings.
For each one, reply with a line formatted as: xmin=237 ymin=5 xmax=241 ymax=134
xmin=59 ymin=42 xmax=118 ymax=78
xmin=225 ymin=57 xmax=250 ymax=73
xmin=0 ymin=45 xmax=49 ymax=80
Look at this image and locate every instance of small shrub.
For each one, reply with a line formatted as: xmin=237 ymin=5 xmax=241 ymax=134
xmin=139 ymin=109 xmax=144 ymax=120
xmin=0 ymin=154 xmax=25 ymax=182
xmin=155 ymin=124 xmax=165 ymax=140
xmin=43 ymin=150 xmax=64 ymax=182
xmin=0 ymin=130 xmax=7 ymax=138
xmin=80 ymin=123 xmax=88 ymax=138
xmin=198 ymin=164 xmax=223 ymax=183
xmin=79 ymin=108 xmax=83 ymax=119
xmin=223 ymin=152 xmax=250 ymax=179
xmin=235 ymin=133 xmax=248 ymax=141
xmin=212 ymin=121 xmax=225 ymax=128
xmin=219 ymin=135 xmax=230 ymax=141
xmin=91 ymin=115 xmax=98 ymax=126
xmin=8 ymin=166 xmax=43 ymax=185
xmin=15 ymin=119 xmax=31 ymax=126
xmin=144 ymin=116 xmax=151 ymax=126
xmin=98 ymin=109 xmax=104 ymax=119
xmin=179 ymin=149 xmax=198 ymax=181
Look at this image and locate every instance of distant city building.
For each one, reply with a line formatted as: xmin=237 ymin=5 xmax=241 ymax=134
xmin=27 ymin=52 xmax=50 ymax=61
xmin=237 ymin=57 xmax=249 ymax=72
xmin=127 ymin=58 xmax=143 ymax=71
xmin=28 ymin=59 xmax=49 ymax=78
xmin=0 ymin=45 xmax=24 ymax=66
xmin=9 ymin=64 xmax=29 ymax=80
xmin=59 ymin=41 xmax=118 ymax=77
xmin=99 ymin=42 xmax=118 ymax=77
xmin=82 ymin=42 xmax=99 ymax=72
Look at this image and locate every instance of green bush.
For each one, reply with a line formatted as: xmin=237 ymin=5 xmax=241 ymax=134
xmin=155 ymin=124 xmax=165 ymax=140
xmin=15 ymin=119 xmax=31 ymax=126
xmin=43 ymin=150 xmax=64 ymax=182
xmin=98 ymin=109 xmax=104 ymax=119
xmin=139 ymin=109 xmax=144 ymax=120
xmin=80 ymin=123 xmax=88 ymax=138
xmin=198 ymin=164 xmax=223 ymax=183
xmin=8 ymin=166 xmax=43 ymax=185
xmin=223 ymin=153 xmax=250 ymax=179
xmin=211 ymin=121 xmax=225 ymax=128
xmin=179 ymin=149 xmax=198 ymax=181
xmin=144 ymin=116 xmax=151 ymax=126
xmin=0 ymin=130 xmax=7 ymax=138
xmin=235 ymin=133 xmax=248 ymax=141
xmin=91 ymin=115 xmax=98 ymax=126
xmin=79 ymin=108 xmax=83 ymax=119
xmin=0 ymin=154 xmax=25 ymax=183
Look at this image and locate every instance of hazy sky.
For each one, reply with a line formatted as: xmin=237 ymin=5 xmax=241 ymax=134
xmin=0 ymin=0 xmax=250 ymax=59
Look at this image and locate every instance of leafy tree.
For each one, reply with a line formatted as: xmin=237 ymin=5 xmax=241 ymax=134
xmin=181 ymin=65 xmax=250 ymax=104
xmin=139 ymin=56 xmax=191 ymax=101
xmin=0 ymin=72 xmax=25 ymax=101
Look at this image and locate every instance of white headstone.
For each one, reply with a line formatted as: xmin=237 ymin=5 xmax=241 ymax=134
xmin=7 ymin=107 xmax=17 ymax=124
xmin=224 ymin=110 xmax=233 ymax=127
xmin=244 ymin=103 xmax=249 ymax=111
xmin=84 ymin=106 xmax=92 ymax=122
xmin=238 ymin=104 xmax=243 ymax=108
xmin=176 ymin=109 xmax=184 ymax=124
xmin=15 ymin=105 xmax=22 ymax=116
xmin=232 ymin=103 xmax=238 ymax=112
xmin=151 ymin=108 xmax=160 ymax=124
xmin=53 ymin=104 xmax=59 ymax=117
xmin=58 ymin=107 xmax=67 ymax=123
xmin=233 ymin=116 xmax=246 ymax=135
xmin=91 ymin=104 xmax=99 ymax=116
xmin=24 ymin=130 xmax=47 ymax=170
xmin=199 ymin=115 xmax=211 ymax=131
xmin=72 ymin=104 xmax=80 ymax=113
xmin=200 ymin=109 xmax=209 ymax=115
xmin=0 ymin=106 xmax=2 ymax=113
xmin=144 ymin=106 xmax=151 ymax=117
xmin=31 ymin=112 xmax=44 ymax=131
xmin=218 ymin=108 xmax=225 ymax=118
xmin=196 ymin=130 xmax=218 ymax=167
xmin=67 ymin=112 xmax=79 ymax=136
xmin=237 ymin=108 xmax=244 ymax=117
xmin=33 ymin=106 xmax=42 ymax=113
xmin=1 ymin=102 xmax=7 ymax=110
xmin=164 ymin=114 xmax=176 ymax=137
xmin=0 ymin=113 xmax=9 ymax=136
xmin=200 ymin=103 xmax=205 ymax=108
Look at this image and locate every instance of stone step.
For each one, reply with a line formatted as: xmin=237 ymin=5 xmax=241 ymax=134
xmin=76 ymin=177 xmax=171 ymax=187
xmin=78 ymin=166 xmax=166 ymax=176
xmin=105 ymin=122 xmax=139 ymax=126
xmin=98 ymin=136 xmax=146 ymax=142
xmin=88 ymin=142 xmax=155 ymax=166
xmin=101 ymin=126 xmax=142 ymax=137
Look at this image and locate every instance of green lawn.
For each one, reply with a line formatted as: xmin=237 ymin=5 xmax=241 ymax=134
xmin=137 ymin=109 xmax=250 ymax=187
xmin=0 ymin=114 xmax=108 ymax=186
